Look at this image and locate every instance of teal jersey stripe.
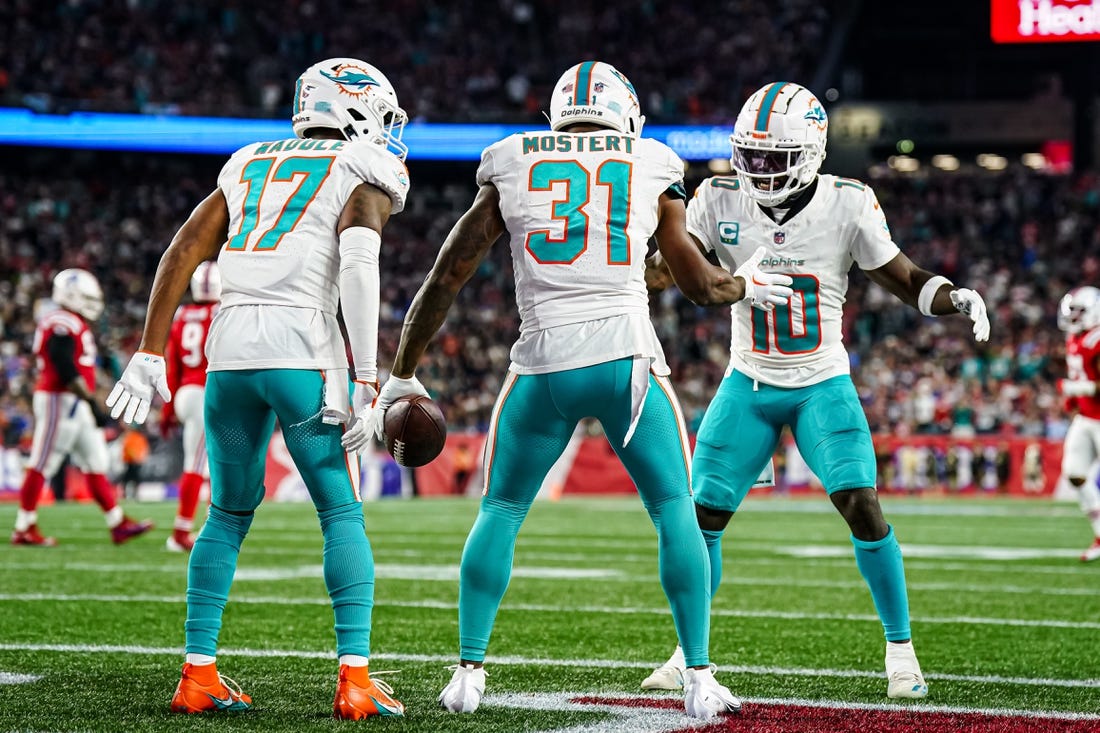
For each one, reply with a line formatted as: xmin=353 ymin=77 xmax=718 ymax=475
xmin=575 ymin=61 xmax=596 ymax=106
xmin=754 ymin=82 xmax=790 ymax=132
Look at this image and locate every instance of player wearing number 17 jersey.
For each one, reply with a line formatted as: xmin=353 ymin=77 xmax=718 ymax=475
xmin=374 ymin=61 xmax=780 ymax=720
xmin=643 ymin=82 xmax=992 ymax=700
xmin=106 ymin=58 xmax=409 ymax=719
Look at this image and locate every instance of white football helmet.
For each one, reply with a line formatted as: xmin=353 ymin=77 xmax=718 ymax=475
xmin=1058 ymin=286 xmax=1100 ymax=333
xmin=730 ymin=82 xmax=828 ymax=206
xmin=52 ymin=268 xmax=104 ymax=321
xmin=548 ymin=61 xmax=645 ymax=137
xmin=190 ymin=260 xmax=221 ymax=303
xmin=291 ymin=58 xmax=409 ymax=160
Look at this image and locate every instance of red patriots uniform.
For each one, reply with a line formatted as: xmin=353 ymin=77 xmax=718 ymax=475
xmin=1066 ymin=327 xmax=1100 ymax=420
xmin=33 ymin=309 xmax=96 ymax=393
xmin=166 ymin=304 xmax=217 ymax=393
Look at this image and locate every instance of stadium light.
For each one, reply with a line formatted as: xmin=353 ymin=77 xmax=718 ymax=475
xmin=931 ymin=154 xmax=960 ymax=171
xmin=708 ymin=158 xmax=732 ymax=174
xmin=1021 ymin=152 xmax=1047 ymax=169
xmin=977 ymin=153 xmax=1008 ymax=170
xmin=887 ymin=155 xmax=920 ymax=172
xmin=896 ymin=139 xmax=915 ymax=154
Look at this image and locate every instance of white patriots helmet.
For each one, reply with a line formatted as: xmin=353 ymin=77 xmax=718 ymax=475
xmin=51 ymin=268 xmax=104 ymax=321
xmin=548 ymin=61 xmax=645 ymax=137
xmin=1058 ymin=286 xmax=1100 ymax=333
xmin=291 ymin=57 xmax=409 ymax=160
xmin=190 ymin=260 xmax=221 ymax=303
xmin=730 ymin=82 xmax=828 ymax=206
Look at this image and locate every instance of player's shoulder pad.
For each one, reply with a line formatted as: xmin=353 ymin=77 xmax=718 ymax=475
xmin=701 ymin=175 xmax=743 ymax=194
xmin=344 ymin=141 xmax=410 ymax=214
xmin=43 ymin=310 xmax=83 ymax=335
xmin=1084 ymin=326 xmax=1100 ymax=350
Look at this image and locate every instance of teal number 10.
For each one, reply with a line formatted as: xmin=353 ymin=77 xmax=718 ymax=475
xmin=226 ymin=155 xmax=335 ymax=252
xmin=525 ymin=160 xmax=632 ymax=265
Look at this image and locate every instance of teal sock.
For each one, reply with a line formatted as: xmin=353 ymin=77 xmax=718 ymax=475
xmin=458 ymin=496 xmax=530 ymax=662
xmin=319 ymin=503 xmax=375 ymax=658
xmin=851 ymin=525 xmax=912 ymax=641
xmin=650 ymin=496 xmax=710 ymax=668
xmin=185 ymin=506 xmax=253 ymax=655
xmin=701 ymin=528 xmax=724 ymax=598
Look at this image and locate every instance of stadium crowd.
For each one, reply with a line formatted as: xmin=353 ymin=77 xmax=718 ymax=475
xmin=0 ymin=0 xmax=827 ymax=125
xmin=0 ymin=151 xmax=1095 ymax=447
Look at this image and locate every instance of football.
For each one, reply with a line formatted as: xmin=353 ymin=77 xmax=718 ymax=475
xmin=383 ymin=394 xmax=447 ymax=467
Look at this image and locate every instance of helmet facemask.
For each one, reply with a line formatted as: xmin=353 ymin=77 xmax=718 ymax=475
xmin=730 ymin=82 xmax=828 ymax=207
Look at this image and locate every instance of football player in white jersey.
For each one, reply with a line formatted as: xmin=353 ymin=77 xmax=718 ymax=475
xmin=642 ymin=82 xmax=991 ymax=699
xmin=106 ymin=58 xmax=409 ymax=719
xmin=372 ymin=61 xmax=788 ymax=721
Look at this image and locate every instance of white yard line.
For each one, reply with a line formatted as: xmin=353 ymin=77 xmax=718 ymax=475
xmin=0 ymin=642 xmax=1095 ymax=692
xmin=1 ymin=593 xmax=1098 ymax=630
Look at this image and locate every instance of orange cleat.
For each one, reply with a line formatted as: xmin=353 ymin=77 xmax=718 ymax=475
xmin=11 ymin=525 xmax=57 ymax=547
xmin=333 ymin=665 xmax=404 ymax=719
xmin=170 ymin=663 xmax=251 ymax=714
xmin=111 ymin=516 xmax=154 ymax=545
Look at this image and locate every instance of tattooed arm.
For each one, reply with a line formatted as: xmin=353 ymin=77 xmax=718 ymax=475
xmin=391 ymin=184 xmax=506 ymax=378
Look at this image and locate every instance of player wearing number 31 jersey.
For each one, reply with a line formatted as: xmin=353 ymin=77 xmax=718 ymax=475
xmin=107 ymin=57 xmax=410 ymax=719
xmin=376 ymin=61 xmax=770 ymax=720
xmin=643 ymin=81 xmax=992 ymax=700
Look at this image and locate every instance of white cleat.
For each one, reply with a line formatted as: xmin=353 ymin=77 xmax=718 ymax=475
xmin=885 ymin=641 xmax=929 ymax=699
xmin=641 ymin=664 xmax=684 ymax=691
xmin=642 ymin=645 xmax=685 ymax=690
xmin=682 ymin=666 xmax=741 ymax=719
xmin=1081 ymin=538 xmax=1100 ymax=562
xmin=438 ymin=663 xmax=486 ymax=713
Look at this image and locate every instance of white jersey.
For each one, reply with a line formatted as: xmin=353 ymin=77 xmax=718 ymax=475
xmin=687 ymin=173 xmax=899 ymax=388
xmin=477 ymin=130 xmax=684 ymax=374
xmin=207 ymin=137 xmax=409 ymax=371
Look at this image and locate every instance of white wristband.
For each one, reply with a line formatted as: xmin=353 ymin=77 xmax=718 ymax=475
xmin=918 ymin=275 xmax=953 ymax=316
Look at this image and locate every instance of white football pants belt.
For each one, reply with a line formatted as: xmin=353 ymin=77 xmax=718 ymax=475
xmin=321 ymin=368 xmax=352 ymax=426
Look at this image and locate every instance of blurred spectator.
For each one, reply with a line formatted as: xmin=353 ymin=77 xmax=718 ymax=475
xmin=0 ymin=149 xmax=1096 ymax=438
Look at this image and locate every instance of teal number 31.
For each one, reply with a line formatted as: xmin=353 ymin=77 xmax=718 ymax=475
xmin=525 ymin=160 xmax=632 ymax=265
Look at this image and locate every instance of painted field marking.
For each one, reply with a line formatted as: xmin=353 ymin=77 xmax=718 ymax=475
xmin=0 ymin=672 xmax=42 ymax=685
xmin=0 ymin=642 xmax=1095 ymax=691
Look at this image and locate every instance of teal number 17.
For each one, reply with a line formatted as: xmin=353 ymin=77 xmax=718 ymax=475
xmin=525 ymin=159 xmax=633 ymax=265
xmin=226 ymin=155 xmax=335 ymax=252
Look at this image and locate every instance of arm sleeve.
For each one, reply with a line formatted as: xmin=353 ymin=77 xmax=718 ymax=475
xmin=850 ymin=183 xmax=901 ymax=270
xmin=475 ymin=142 xmax=499 ymax=187
xmin=45 ymin=333 xmax=79 ymax=385
xmin=338 ymin=226 xmax=382 ymax=383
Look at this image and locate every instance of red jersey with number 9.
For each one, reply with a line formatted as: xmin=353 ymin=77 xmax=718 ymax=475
xmin=33 ymin=308 xmax=96 ymax=393
xmin=166 ymin=304 xmax=217 ymax=391
xmin=1066 ymin=327 xmax=1100 ymax=419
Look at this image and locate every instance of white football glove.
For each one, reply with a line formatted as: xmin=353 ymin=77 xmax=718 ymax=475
xmin=340 ymin=381 xmax=379 ymax=453
xmin=949 ymin=288 xmax=990 ymax=342
xmin=106 ymin=351 xmax=171 ymax=425
xmin=369 ymin=374 xmax=429 ymax=441
xmin=734 ymin=246 xmax=794 ymax=311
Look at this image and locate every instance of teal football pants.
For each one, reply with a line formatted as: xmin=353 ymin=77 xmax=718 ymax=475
xmin=185 ymin=369 xmax=375 ymax=658
xmin=457 ymin=358 xmax=713 ymax=667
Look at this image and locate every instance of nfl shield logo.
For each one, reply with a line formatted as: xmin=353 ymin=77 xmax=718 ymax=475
xmin=774 ymin=231 xmax=786 ymax=245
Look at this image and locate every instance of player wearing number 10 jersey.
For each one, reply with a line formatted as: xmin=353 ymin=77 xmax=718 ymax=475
xmin=375 ymin=61 xmax=773 ymax=720
xmin=643 ymin=82 xmax=992 ymax=700
xmin=107 ymin=58 xmax=409 ymax=718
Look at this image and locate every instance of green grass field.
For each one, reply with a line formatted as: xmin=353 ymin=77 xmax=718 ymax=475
xmin=1 ymin=496 xmax=1098 ymax=732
